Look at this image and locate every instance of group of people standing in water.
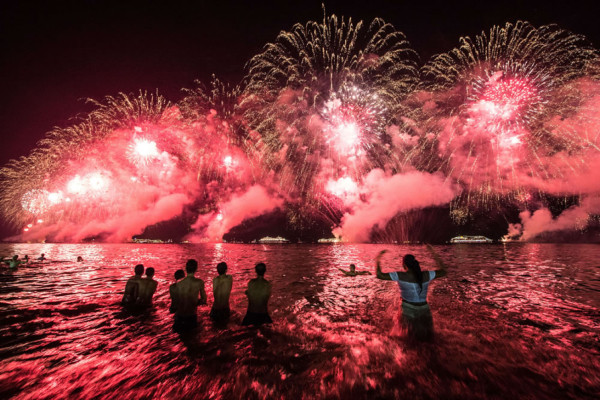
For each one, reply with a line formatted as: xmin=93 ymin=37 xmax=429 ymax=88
xmin=120 ymin=244 xmax=448 ymax=339
xmin=121 ymin=259 xmax=272 ymax=331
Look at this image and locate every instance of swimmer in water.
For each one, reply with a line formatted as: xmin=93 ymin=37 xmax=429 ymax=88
xmin=169 ymin=269 xmax=186 ymax=313
xmin=7 ymin=255 xmax=22 ymax=269
xmin=77 ymin=256 xmax=84 ymax=262
xmin=210 ymin=262 xmax=233 ymax=322
xmin=37 ymin=253 xmax=46 ymax=262
xmin=173 ymin=259 xmax=207 ymax=331
xmin=23 ymin=255 xmax=29 ymax=264
xmin=375 ymin=245 xmax=448 ymax=341
xmin=338 ymin=264 xmax=371 ymax=276
xmin=242 ymin=262 xmax=272 ymax=326
xmin=122 ymin=264 xmax=144 ymax=305
xmin=137 ymin=267 xmax=158 ymax=306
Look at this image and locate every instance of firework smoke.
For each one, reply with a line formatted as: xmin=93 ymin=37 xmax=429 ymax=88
xmin=516 ymin=196 xmax=600 ymax=240
xmin=332 ymin=170 xmax=458 ymax=242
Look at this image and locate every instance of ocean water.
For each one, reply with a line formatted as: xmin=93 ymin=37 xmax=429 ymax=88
xmin=0 ymin=243 xmax=598 ymax=399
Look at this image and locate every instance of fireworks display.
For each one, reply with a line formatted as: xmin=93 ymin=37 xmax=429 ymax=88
xmin=1 ymin=14 xmax=600 ymax=243
xmin=417 ymin=21 xmax=599 ymax=213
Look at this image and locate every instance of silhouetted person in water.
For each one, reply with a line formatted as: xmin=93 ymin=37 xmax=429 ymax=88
xmin=210 ymin=262 xmax=233 ymax=321
xmin=242 ymin=262 xmax=272 ymax=326
xmin=6 ymin=255 xmax=22 ymax=269
xmin=338 ymin=263 xmax=371 ymax=276
xmin=77 ymin=256 xmax=84 ymax=262
xmin=137 ymin=267 xmax=158 ymax=306
xmin=376 ymin=245 xmax=448 ymax=341
xmin=122 ymin=264 xmax=144 ymax=305
xmin=173 ymin=259 xmax=207 ymax=331
xmin=169 ymin=269 xmax=186 ymax=313
xmin=23 ymin=255 xmax=29 ymax=264
xmin=37 ymin=253 xmax=46 ymax=262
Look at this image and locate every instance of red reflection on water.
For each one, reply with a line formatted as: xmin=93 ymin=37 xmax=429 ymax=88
xmin=0 ymin=243 xmax=598 ymax=399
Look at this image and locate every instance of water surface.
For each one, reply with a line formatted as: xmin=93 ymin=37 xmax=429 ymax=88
xmin=0 ymin=243 xmax=598 ymax=399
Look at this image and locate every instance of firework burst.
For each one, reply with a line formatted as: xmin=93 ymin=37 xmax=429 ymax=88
xmin=416 ymin=21 xmax=599 ymax=216
xmin=244 ymin=7 xmax=418 ymax=106
xmin=180 ymin=75 xmax=242 ymax=122
xmin=0 ymin=91 xmax=209 ymax=241
xmin=242 ymin=9 xmax=418 ymax=229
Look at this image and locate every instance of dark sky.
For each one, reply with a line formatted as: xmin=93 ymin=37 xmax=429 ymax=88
xmin=0 ymin=0 xmax=597 ymax=167
xmin=0 ymin=0 xmax=597 ymax=237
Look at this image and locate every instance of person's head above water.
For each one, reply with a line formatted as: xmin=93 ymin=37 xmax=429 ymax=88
xmin=146 ymin=267 xmax=155 ymax=278
xmin=134 ymin=264 xmax=144 ymax=276
xmin=76 ymin=256 xmax=83 ymax=262
xmin=174 ymin=269 xmax=185 ymax=280
xmin=217 ymin=262 xmax=227 ymax=275
xmin=255 ymin=262 xmax=266 ymax=276
xmin=186 ymin=259 xmax=198 ymax=274
xmin=349 ymin=264 xmax=356 ymax=272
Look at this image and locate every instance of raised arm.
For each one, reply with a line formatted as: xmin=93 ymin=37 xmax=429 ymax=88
xmin=426 ymin=244 xmax=448 ymax=278
xmin=375 ymin=250 xmax=392 ymax=280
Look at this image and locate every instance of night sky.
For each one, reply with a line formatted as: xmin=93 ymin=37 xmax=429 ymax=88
xmin=0 ymin=0 xmax=598 ymax=239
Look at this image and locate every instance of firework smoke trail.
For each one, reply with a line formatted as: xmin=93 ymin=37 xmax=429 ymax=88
xmin=242 ymin=9 xmax=423 ymax=234
xmin=414 ymin=21 xmax=600 ymax=222
xmin=179 ymin=76 xmax=283 ymax=242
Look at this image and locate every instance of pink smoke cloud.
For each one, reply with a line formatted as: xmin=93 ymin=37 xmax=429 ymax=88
xmin=190 ymin=185 xmax=284 ymax=241
xmin=21 ymin=192 xmax=191 ymax=242
xmin=333 ymin=169 xmax=459 ymax=242
xmin=518 ymin=196 xmax=600 ymax=240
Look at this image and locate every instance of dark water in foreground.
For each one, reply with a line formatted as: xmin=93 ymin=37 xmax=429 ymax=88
xmin=0 ymin=243 xmax=599 ymax=399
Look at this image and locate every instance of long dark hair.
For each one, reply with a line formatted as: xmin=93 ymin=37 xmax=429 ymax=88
xmin=403 ymin=254 xmax=423 ymax=291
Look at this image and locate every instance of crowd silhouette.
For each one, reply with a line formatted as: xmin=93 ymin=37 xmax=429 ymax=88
xmin=121 ymin=259 xmax=273 ymax=330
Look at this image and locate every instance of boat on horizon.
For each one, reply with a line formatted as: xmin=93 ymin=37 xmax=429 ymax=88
xmin=257 ymin=236 xmax=290 ymax=244
xmin=317 ymin=238 xmax=342 ymax=243
xmin=450 ymin=235 xmax=493 ymax=244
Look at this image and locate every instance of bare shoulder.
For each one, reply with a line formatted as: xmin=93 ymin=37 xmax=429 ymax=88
xmin=250 ymin=278 xmax=270 ymax=287
xmin=190 ymin=277 xmax=205 ymax=286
